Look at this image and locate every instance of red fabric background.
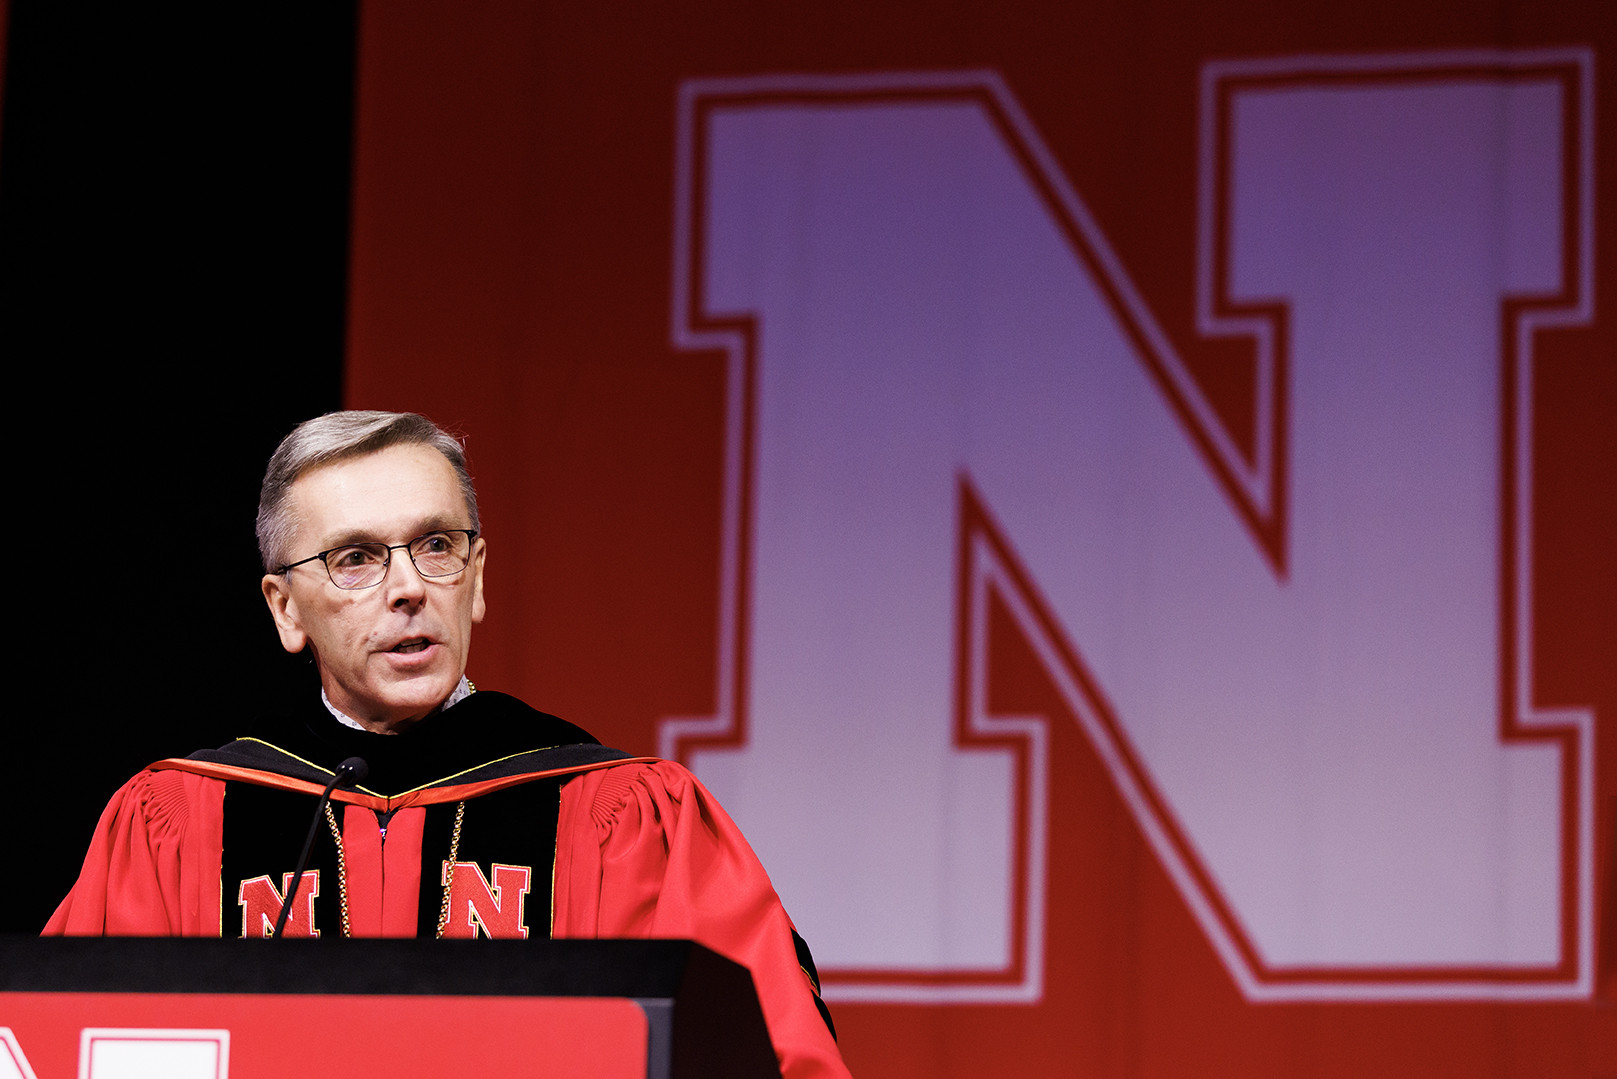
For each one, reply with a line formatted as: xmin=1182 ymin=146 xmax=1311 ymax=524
xmin=343 ymin=2 xmax=1617 ymax=1075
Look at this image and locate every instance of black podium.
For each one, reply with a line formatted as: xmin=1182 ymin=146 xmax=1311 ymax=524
xmin=0 ymin=937 xmax=780 ymax=1079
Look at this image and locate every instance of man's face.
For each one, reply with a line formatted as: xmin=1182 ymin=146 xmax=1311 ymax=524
xmin=261 ymin=443 xmax=487 ymax=733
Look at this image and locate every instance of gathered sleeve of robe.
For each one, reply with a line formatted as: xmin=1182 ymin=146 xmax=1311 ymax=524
xmin=553 ymin=760 xmax=851 ymax=1079
xmin=43 ymin=768 xmax=224 ymax=937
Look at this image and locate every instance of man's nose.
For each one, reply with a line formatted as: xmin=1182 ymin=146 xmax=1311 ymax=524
xmin=383 ymin=548 xmax=428 ymax=606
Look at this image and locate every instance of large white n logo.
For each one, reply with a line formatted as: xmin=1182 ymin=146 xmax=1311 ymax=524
xmin=663 ymin=53 xmax=1595 ymax=1003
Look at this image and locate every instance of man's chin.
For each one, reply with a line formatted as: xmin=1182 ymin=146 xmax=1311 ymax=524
xmin=382 ymin=680 xmax=459 ymax=721
xmin=333 ymin=669 xmax=462 ymax=733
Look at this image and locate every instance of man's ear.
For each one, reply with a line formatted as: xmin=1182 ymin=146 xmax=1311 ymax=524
xmin=261 ymin=574 xmax=309 ymax=653
xmin=469 ymin=537 xmax=487 ymax=624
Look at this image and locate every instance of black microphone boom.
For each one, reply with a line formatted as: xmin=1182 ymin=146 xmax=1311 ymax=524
xmin=272 ymin=757 xmax=369 ymax=940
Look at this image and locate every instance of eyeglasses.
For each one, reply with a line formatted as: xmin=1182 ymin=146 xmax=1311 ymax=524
xmin=278 ymin=529 xmax=479 ymax=590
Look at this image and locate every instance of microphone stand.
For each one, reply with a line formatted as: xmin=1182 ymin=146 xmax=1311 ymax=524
xmin=273 ymin=756 xmax=369 ymax=940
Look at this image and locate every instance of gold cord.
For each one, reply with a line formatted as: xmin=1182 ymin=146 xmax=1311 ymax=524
xmin=435 ymin=801 xmax=467 ymax=938
xmin=322 ymin=803 xmax=352 ymax=938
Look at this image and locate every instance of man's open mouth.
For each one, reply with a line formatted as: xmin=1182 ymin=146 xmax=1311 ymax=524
xmin=391 ymin=639 xmax=432 ymax=654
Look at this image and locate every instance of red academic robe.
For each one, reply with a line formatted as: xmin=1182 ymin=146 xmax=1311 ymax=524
xmin=46 ymin=759 xmax=850 ymax=1079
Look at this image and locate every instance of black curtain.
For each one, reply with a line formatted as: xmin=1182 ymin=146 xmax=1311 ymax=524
xmin=0 ymin=2 xmax=355 ymax=932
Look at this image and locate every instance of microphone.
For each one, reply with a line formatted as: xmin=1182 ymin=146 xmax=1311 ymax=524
xmin=336 ymin=756 xmax=369 ymax=787
xmin=273 ymin=757 xmax=369 ymax=939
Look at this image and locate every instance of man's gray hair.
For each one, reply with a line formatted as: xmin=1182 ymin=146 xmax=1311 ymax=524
xmin=257 ymin=411 xmax=480 ymax=572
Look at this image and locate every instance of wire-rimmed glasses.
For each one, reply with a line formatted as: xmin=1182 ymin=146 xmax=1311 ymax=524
xmin=277 ymin=529 xmax=478 ymax=590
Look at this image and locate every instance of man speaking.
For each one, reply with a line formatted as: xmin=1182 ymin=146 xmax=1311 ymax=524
xmin=47 ymin=411 xmax=850 ymax=1079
